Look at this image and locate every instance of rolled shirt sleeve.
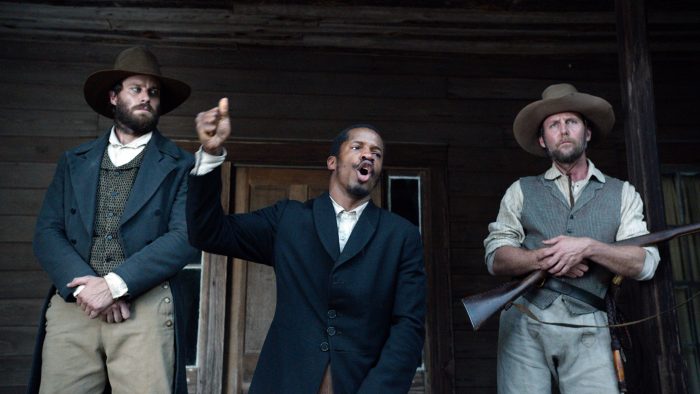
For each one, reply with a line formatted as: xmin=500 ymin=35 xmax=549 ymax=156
xmin=617 ymin=182 xmax=660 ymax=281
xmin=484 ymin=181 xmax=525 ymax=275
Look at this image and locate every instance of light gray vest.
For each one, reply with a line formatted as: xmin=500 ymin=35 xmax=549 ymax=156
xmin=520 ymin=173 xmax=623 ymax=314
xmin=88 ymin=148 xmax=145 ymax=276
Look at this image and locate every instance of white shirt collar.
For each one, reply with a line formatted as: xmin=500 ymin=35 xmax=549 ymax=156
xmin=109 ymin=127 xmax=153 ymax=149
xmin=329 ymin=196 xmax=369 ymax=217
xmin=544 ymin=159 xmax=606 ymax=184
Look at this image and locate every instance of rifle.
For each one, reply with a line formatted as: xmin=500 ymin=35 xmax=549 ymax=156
xmin=462 ymin=222 xmax=700 ymax=330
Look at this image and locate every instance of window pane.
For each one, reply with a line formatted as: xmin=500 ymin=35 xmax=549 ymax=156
xmin=388 ymin=176 xmax=421 ymax=229
xmin=181 ymin=260 xmax=202 ymax=367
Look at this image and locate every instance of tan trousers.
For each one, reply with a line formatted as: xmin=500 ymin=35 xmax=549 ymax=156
xmin=39 ymin=282 xmax=175 ymax=394
xmin=497 ymin=296 xmax=618 ymax=394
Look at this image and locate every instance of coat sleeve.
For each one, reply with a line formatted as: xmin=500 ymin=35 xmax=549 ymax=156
xmin=187 ymin=166 xmax=283 ymax=266
xmin=33 ymin=153 xmax=97 ymax=300
xmin=357 ymin=226 xmax=426 ymax=393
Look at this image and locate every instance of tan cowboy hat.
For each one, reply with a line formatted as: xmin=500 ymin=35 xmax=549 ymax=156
xmin=83 ymin=46 xmax=190 ymax=118
xmin=513 ymin=83 xmax=615 ymax=157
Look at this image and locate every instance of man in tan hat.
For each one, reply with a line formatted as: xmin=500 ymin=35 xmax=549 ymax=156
xmin=29 ymin=46 xmax=199 ymax=394
xmin=483 ymin=83 xmax=660 ymax=393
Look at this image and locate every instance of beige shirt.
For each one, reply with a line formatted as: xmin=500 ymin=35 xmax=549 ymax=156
xmin=483 ymin=160 xmax=660 ymax=280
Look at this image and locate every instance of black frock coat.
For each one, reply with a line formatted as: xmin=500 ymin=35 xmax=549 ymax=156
xmin=187 ymin=167 xmax=426 ymax=394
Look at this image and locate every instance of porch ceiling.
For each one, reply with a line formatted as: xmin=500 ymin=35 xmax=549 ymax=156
xmin=0 ymin=0 xmax=698 ymax=55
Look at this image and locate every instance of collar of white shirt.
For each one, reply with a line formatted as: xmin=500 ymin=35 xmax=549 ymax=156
xmin=544 ymin=159 xmax=606 ymax=184
xmin=109 ymin=127 xmax=153 ymax=149
xmin=108 ymin=128 xmax=153 ymax=167
xmin=329 ymin=196 xmax=369 ymax=218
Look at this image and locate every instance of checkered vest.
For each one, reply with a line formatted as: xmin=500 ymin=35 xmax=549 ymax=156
xmin=520 ymin=173 xmax=623 ymax=314
xmin=88 ymin=148 xmax=145 ymax=276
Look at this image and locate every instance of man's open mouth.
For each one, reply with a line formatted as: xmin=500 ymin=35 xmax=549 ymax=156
xmin=356 ymin=161 xmax=373 ymax=182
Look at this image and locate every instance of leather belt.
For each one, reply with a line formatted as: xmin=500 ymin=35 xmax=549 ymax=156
xmin=542 ymin=277 xmax=606 ymax=311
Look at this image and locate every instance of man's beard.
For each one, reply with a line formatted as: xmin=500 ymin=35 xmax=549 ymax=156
xmin=347 ymin=184 xmax=371 ymax=198
xmin=546 ymin=138 xmax=587 ymax=164
xmin=114 ymin=100 xmax=159 ymax=136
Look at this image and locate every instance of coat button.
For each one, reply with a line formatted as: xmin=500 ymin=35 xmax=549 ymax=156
xmin=327 ymin=327 xmax=336 ymax=336
xmin=70 ymin=239 xmax=77 ymax=245
xmin=164 ymin=297 xmax=171 ymax=304
xmin=154 ymin=209 xmax=161 ymax=216
xmin=320 ymin=342 xmax=329 ymax=352
xmin=327 ymin=309 xmax=337 ymax=319
xmin=70 ymin=208 xmax=76 ymax=214
xmin=165 ymin=320 xmax=173 ymax=327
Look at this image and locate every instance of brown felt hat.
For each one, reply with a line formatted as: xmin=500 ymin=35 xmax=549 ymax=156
xmin=83 ymin=46 xmax=190 ymax=118
xmin=513 ymin=83 xmax=615 ymax=157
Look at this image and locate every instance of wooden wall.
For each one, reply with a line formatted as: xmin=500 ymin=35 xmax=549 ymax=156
xmin=1 ymin=6 xmax=699 ymax=394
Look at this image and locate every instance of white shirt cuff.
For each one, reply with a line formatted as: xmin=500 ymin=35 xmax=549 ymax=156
xmin=104 ymin=273 xmax=129 ymax=299
xmin=633 ymin=247 xmax=661 ymax=281
xmin=190 ymin=146 xmax=227 ymax=176
xmin=72 ymin=285 xmax=85 ymax=298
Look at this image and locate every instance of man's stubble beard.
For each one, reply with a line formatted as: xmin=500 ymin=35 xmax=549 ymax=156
xmin=347 ymin=185 xmax=371 ymax=198
xmin=546 ymin=138 xmax=588 ymax=164
xmin=346 ymin=175 xmax=379 ymax=199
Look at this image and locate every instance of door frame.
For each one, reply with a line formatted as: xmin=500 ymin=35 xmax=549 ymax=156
xmin=176 ymin=139 xmax=454 ymax=393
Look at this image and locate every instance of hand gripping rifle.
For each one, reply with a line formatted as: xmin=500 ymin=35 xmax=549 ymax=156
xmin=461 ymin=222 xmax=700 ymax=331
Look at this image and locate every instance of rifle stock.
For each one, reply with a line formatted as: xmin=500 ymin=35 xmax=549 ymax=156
xmin=462 ymin=222 xmax=700 ymax=330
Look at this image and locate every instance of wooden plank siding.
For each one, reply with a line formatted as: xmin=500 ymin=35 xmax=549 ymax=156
xmin=0 ymin=2 xmax=698 ymax=393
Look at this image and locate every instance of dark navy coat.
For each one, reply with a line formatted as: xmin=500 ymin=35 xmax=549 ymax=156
xmin=187 ymin=167 xmax=426 ymax=394
xmin=29 ymin=130 xmax=199 ymax=394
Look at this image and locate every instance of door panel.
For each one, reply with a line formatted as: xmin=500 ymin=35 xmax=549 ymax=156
xmin=228 ymin=167 xmax=329 ymax=393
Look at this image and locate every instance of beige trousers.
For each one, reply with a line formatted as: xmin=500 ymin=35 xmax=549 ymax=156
xmin=39 ymin=282 xmax=175 ymax=394
xmin=497 ymin=296 xmax=618 ymax=394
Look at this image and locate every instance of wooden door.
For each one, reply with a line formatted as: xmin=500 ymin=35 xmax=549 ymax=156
xmin=225 ymin=166 xmax=382 ymax=393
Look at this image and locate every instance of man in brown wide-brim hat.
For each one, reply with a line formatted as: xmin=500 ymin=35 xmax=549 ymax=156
xmin=483 ymin=83 xmax=660 ymax=393
xmin=29 ymin=46 xmax=199 ymax=394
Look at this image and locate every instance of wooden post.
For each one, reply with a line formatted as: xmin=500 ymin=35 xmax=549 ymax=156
xmin=615 ymin=0 xmax=687 ymax=393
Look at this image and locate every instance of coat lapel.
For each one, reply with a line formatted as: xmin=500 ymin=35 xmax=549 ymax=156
xmin=67 ymin=133 xmax=108 ymax=234
xmin=120 ymin=130 xmax=179 ymax=225
xmin=313 ymin=193 xmax=341 ymax=262
xmin=335 ymin=201 xmax=379 ymax=268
